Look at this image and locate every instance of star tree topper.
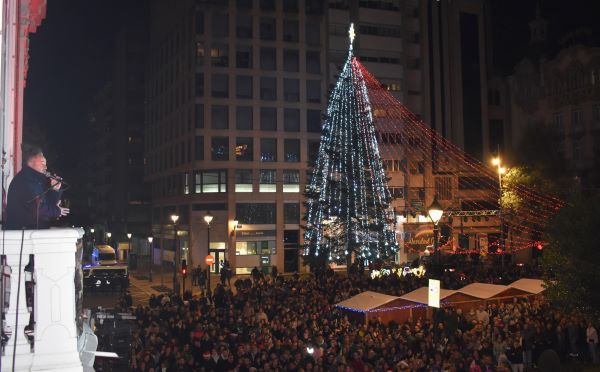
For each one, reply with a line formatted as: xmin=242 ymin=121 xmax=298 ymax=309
xmin=349 ymin=23 xmax=355 ymax=49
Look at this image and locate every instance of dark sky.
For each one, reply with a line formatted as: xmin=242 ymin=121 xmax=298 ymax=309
xmin=23 ymin=0 xmax=600 ymax=175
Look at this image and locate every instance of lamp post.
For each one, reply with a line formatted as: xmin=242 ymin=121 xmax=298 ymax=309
xmin=204 ymin=211 xmax=214 ymax=294
xmin=171 ymin=214 xmax=180 ymax=294
xmin=106 ymin=232 xmax=111 ymax=246
xmin=492 ymin=156 xmax=507 ymax=268
xmin=148 ymin=236 xmax=154 ymax=282
xmin=90 ymin=228 xmax=95 ymax=244
xmin=127 ymin=233 xmax=132 ymax=268
xmin=427 ymin=198 xmax=443 ymax=277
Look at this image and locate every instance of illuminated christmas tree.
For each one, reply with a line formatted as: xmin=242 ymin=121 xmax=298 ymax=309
xmin=303 ymin=24 xmax=398 ymax=269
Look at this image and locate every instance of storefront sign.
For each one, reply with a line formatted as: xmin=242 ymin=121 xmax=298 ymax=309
xmin=237 ymin=230 xmax=276 ymax=238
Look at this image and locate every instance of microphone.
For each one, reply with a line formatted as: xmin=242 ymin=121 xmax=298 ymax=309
xmin=43 ymin=171 xmax=68 ymax=186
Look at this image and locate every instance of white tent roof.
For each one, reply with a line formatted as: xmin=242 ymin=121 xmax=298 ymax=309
xmin=508 ymin=278 xmax=545 ymax=294
xmin=457 ymin=283 xmax=510 ymax=299
xmin=335 ymin=291 xmax=400 ymax=312
xmin=400 ymin=286 xmax=457 ymax=304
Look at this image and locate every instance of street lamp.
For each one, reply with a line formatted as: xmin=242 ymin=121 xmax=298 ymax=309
xmin=491 ymin=156 xmax=507 ymax=268
xmin=204 ymin=211 xmax=213 ymax=294
xmin=106 ymin=232 xmax=111 ymax=246
xmin=427 ymin=198 xmax=443 ymax=276
xmin=148 ymin=236 xmax=154 ymax=281
xmin=171 ymin=214 xmax=180 ymax=294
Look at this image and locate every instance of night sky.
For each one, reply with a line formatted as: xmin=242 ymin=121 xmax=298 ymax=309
xmin=23 ymin=0 xmax=600 ymax=177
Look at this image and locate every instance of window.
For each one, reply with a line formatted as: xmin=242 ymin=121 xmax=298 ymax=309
xmin=552 ymin=112 xmax=564 ymax=136
xmin=284 ymin=109 xmax=300 ymax=132
xmin=283 ymin=170 xmax=300 ymax=192
xmin=236 ymin=240 xmax=276 ymax=255
xmin=236 ymin=15 xmax=253 ymax=38
xmin=195 ymin=135 xmax=204 ymax=160
xmin=306 ymin=51 xmax=320 ymax=73
xmin=194 ymin=170 xmax=227 ymax=193
xmin=260 ymin=77 xmax=277 ymax=100
xmin=283 ymin=49 xmax=299 ymax=72
xmin=213 ymin=14 xmax=229 ymax=38
xmin=259 ymin=0 xmax=276 ymax=11
xmin=283 ymin=0 xmax=298 ymax=12
xmin=260 ymin=17 xmax=276 ymax=40
xmin=260 ymin=47 xmax=276 ymax=70
xmin=236 ymin=137 xmax=253 ymax=161
xmin=195 ymin=11 xmax=204 ymax=35
xmin=260 ymin=138 xmax=277 ymax=162
xmin=237 ymin=0 xmax=252 ymax=8
xmin=306 ymin=0 xmax=323 ymax=14
xmin=211 ymin=105 xmax=228 ymax=129
xmin=260 ymin=107 xmax=277 ymax=131
xmin=236 ymin=106 xmax=253 ymax=130
xmin=183 ymin=173 xmax=190 ymax=195
xmin=259 ymin=170 xmax=277 ymax=192
xmin=211 ymin=44 xmax=229 ymax=67
xmin=195 ymin=73 xmax=204 ymax=97
xmin=284 ymin=79 xmax=299 ymax=102
xmin=284 ymin=202 xmax=300 ymax=223
xmin=308 ymin=140 xmax=320 ymax=164
xmin=236 ymin=45 xmax=253 ymax=68
xmin=284 ymin=139 xmax=300 ymax=162
xmin=195 ymin=104 xmax=204 ymax=128
xmin=283 ymin=20 xmax=299 ymax=42
xmin=211 ymin=137 xmax=229 ymax=160
xmin=196 ymin=41 xmax=205 ymax=66
xmin=235 ymin=169 xmax=253 ymax=192
xmin=435 ymin=177 xmax=452 ymax=200
xmin=307 ymin=109 xmax=321 ymax=132
xmin=307 ymin=80 xmax=321 ymax=102
xmin=212 ymin=74 xmax=229 ymax=97
xmin=236 ymin=75 xmax=253 ymax=99
xmin=306 ymin=21 xmax=320 ymax=45
xmin=571 ymin=109 xmax=584 ymax=132
xmin=382 ymin=159 xmax=406 ymax=172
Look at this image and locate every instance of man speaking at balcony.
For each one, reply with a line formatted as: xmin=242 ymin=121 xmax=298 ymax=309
xmin=5 ymin=144 xmax=69 ymax=230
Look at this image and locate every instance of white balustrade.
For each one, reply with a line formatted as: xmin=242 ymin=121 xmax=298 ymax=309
xmin=1 ymin=228 xmax=83 ymax=372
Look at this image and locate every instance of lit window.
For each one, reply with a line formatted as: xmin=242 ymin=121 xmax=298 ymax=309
xmin=235 ymin=169 xmax=253 ymax=192
xmin=283 ymin=170 xmax=300 ymax=192
xmin=259 ymin=169 xmax=276 ymax=192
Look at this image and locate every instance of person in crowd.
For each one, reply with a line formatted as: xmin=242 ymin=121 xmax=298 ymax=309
xmin=587 ymin=322 xmax=599 ymax=364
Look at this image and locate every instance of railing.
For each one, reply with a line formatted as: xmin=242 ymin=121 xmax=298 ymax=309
xmin=1 ymin=228 xmax=83 ymax=372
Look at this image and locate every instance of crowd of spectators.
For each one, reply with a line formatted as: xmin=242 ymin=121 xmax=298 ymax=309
xmin=127 ymin=261 xmax=598 ymax=372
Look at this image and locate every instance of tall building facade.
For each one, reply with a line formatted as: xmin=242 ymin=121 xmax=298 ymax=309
xmin=145 ymin=0 xmax=327 ymax=274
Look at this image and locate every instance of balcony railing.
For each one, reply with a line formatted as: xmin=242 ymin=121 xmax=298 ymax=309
xmin=1 ymin=228 xmax=83 ymax=372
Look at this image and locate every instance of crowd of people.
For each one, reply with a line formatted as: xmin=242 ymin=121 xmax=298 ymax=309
xmin=126 ymin=261 xmax=598 ymax=372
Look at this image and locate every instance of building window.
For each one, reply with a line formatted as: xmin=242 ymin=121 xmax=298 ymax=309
xmin=284 ymin=79 xmax=300 ymax=102
xmin=195 ymin=11 xmax=204 ymax=35
xmin=211 ymin=137 xmax=229 ymax=160
xmin=213 ymin=13 xmax=229 ymax=38
xmin=236 ymin=137 xmax=253 ymax=161
xmin=183 ymin=173 xmax=190 ymax=195
xmin=194 ymin=170 xmax=227 ymax=193
xmin=283 ymin=0 xmax=298 ymax=12
xmin=236 ymin=75 xmax=253 ymax=99
xmin=259 ymin=170 xmax=277 ymax=192
xmin=236 ymin=240 xmax=276 ymax=255
xmin=307 ymin=80 xmax=321 ymax=103
xmin=260 ymin=138 xmax=277 ymax=162
xmin=212 ymin=74 xmax=229 ymax=98
xmin=195 ymin=41 xmax=205 ymax=66
xmin=308 ymin=140 xmax=320 ymax=164
xmin=211 ymin=44 xmax=229 ymax=67
xmin=260 ymin=17 xmax=276 ymax=40
xmin=260 ymin=47 xmax=276 ymax=70
xmin=571 ymin=109 xmax=584 ymax=132
xmin=260 ymin=77 xmax=277 ymax=100
xmin=236 ymin=14 xmax=253 ymax=38
xmin=195 ymin=135 xmax=204 ymax=160
xmin=211 ymin=105 xmax=229 ymax=129
xmin=195 ymin=104 xmax=204 ymax=128
xmin=235 ymin=169 xmax=253 ymax=192
xmin=552 ymin=112 xmax=564 ymax=136
xmin=236 ymin=106 xmax=253 ymax=130
xmin=236 ymin=45 xmax=253 ymax=68
xmin=284 ymin=203 xmax=300 ymax=223
xmin=283 ymin=20 xmax=299 ymax=42
xmin=195 ymin=73 xmax=204 ymax=97
xmin=283 ymin=170 xmax=300 ymax=192
xmin=284 ymin=108 xmax=300 ymax=132
xmin=435 ymin=177 xmax=452 ymax=200
xmin=236 ymin=0 xmax=252 ymax=8
xmin=307 ymin=109 xmax=321 ymax=132
xmin=306 ymin=21 xmax=320 ymax=45
xmin=306 ymin=51 xmax=321 ymax=73
xmin=259 ymin=0 xmax=276 ymax=11
xmin=260 ymin=107 xmax=277 ymax=131
xmin=284 ymin=139 xmax=300 ymax=162
xmin=283 ymin=49 xmax=299 ymax=72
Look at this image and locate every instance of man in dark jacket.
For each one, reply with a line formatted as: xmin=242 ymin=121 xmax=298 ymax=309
xmin=5 ymin=145 xmax=69 ymax=229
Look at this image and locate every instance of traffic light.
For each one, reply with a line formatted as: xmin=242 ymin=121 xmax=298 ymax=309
xmin=181 ymin=259 xmax=188 ymax=277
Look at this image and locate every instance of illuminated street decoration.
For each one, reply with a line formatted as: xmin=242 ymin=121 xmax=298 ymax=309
xmin=303 ymin=24 xmax=398 ymax=266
